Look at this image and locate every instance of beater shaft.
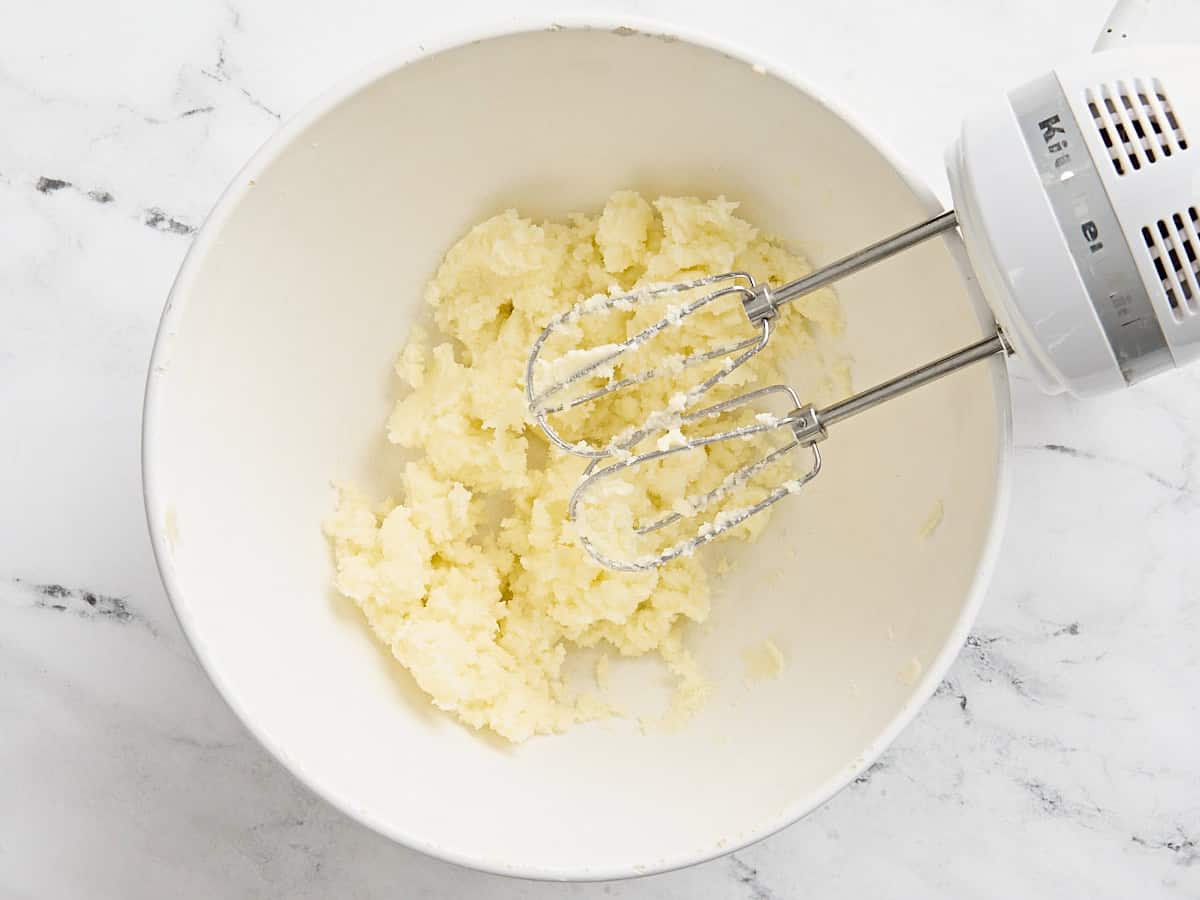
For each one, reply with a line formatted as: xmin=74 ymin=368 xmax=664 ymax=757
xmin=743 ymin=210 xmax=960 ymax=323
xmin=788 ymin=332 xmax=1010 ymax=445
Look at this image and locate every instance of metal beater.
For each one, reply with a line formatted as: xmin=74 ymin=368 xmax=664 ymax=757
xmin=529 ymin=45 xmax=1200 ymax=570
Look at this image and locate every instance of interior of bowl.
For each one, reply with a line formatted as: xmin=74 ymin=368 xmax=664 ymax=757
xmin=144 ymin=25 xmax=1009 ymax=879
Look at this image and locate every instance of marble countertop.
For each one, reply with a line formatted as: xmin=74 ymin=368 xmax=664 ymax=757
xmin=2 ymin=0 xmax=1198 ymax=896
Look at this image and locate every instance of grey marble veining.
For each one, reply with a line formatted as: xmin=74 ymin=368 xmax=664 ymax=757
xmin=2 ymin=1 xmax=1198 ymax=897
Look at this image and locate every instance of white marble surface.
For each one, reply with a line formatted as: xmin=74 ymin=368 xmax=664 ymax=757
xmin=2 ymin=0 xmax=1199 ymax=896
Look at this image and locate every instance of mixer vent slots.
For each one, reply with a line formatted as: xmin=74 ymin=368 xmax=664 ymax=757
xmin=1142 ymin=207 xmax=1200 ymax=320
xmin=1087 ymin=80 xmax=1188 ymax=176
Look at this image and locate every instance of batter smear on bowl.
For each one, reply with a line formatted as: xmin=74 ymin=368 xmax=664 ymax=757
xmin=324 ymin=191 xmax=847 ymax=741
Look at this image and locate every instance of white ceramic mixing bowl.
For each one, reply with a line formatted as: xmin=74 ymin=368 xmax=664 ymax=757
xmin=143 ymin=18 xmax=1011 ymax=880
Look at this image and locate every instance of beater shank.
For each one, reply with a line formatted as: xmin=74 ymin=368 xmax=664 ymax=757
xmin=787 ymin=332 xmax=1009 ymax=445
xmin=742 ymin=210 xmax=960 ymax=323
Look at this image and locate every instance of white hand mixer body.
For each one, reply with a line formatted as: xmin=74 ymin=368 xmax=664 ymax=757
xmin=953 ymin=45 xmax=1199 ymax=394
xmin=526 ymin=45 xmax=1200 ymax=571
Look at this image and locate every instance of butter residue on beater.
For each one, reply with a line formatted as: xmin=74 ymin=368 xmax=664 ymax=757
xmin=324 ymin=191 xmax=847 ymax=742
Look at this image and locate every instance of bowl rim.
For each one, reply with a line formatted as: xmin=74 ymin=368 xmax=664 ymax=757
xmin=142 ymin=12 xmax=1014 ymax=882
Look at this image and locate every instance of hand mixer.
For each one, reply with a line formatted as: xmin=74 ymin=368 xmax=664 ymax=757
xmin=526 ymin=45 xmax=1200 ymax=571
